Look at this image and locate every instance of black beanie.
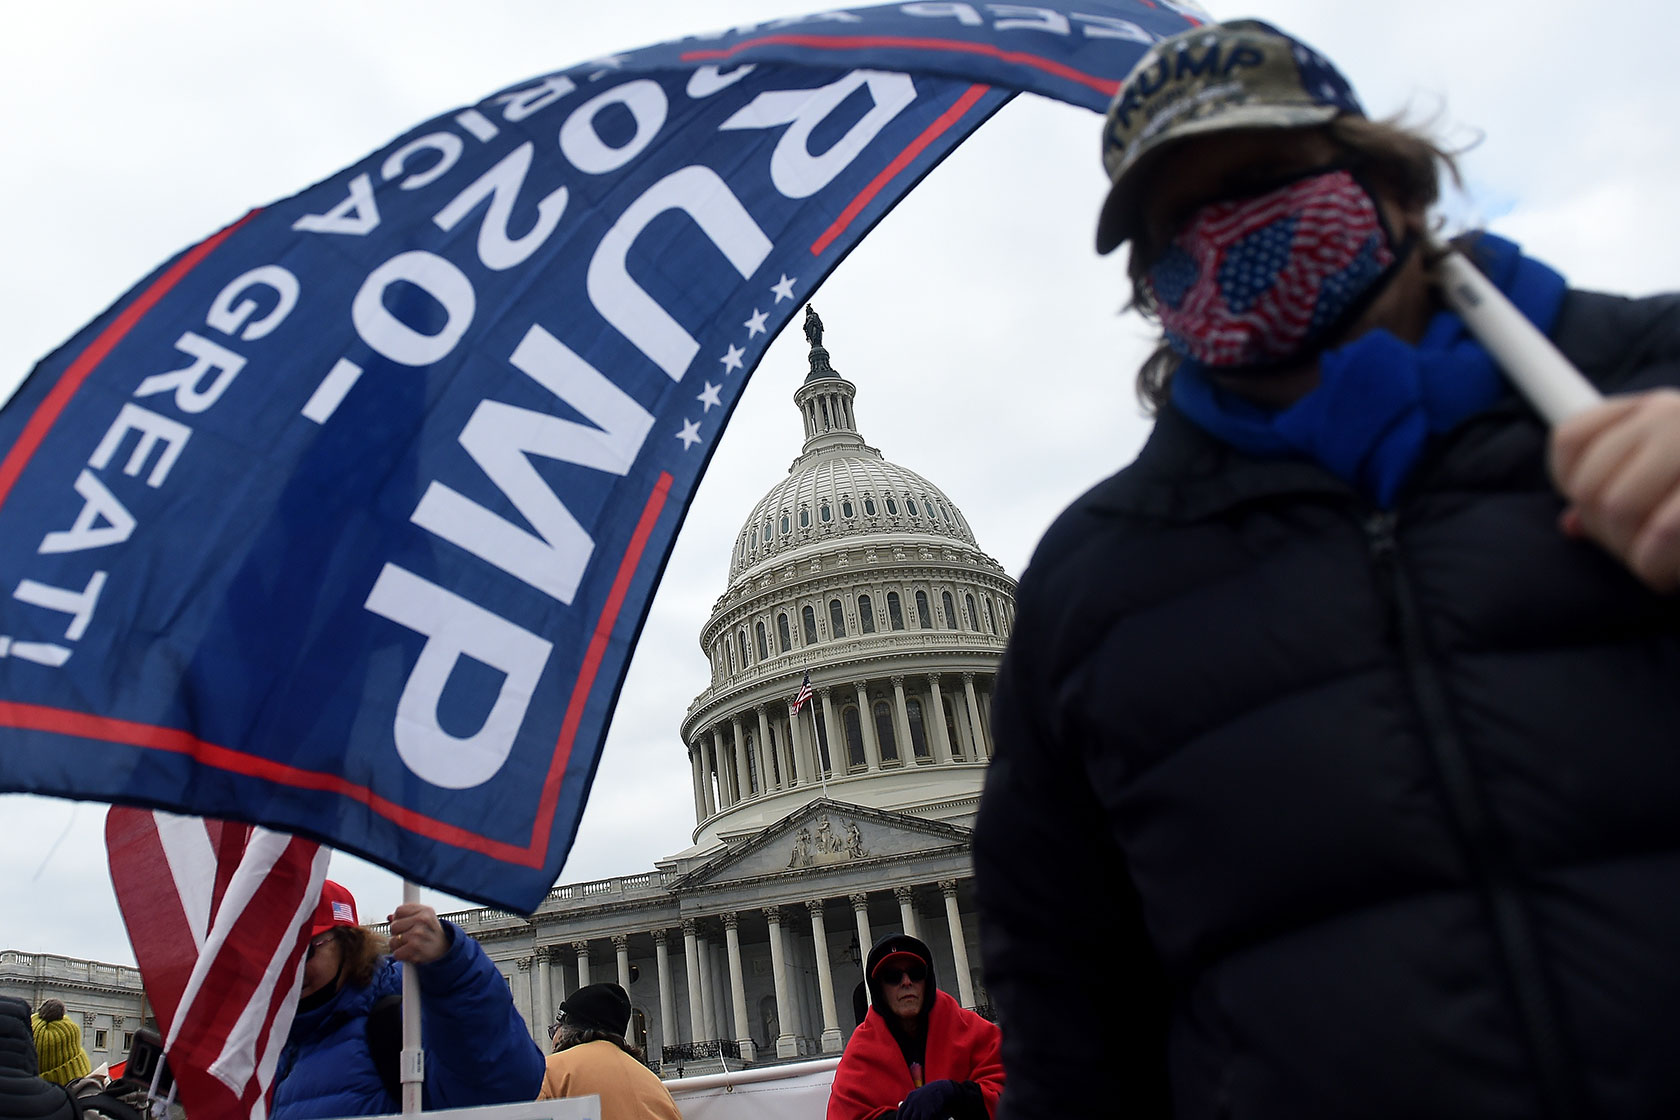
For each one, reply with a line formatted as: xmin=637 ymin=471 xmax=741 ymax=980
xmin=557 ymin=983 xmax=631 ymax=1037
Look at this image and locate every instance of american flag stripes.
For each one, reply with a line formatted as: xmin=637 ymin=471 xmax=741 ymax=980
xmin=105 ymin=808 xmax=328 ymax=1120
xmin=1150 ymin=169 xmax=1394 ymax=368
xmin=791 ymin=671 xmax=815 ymax=715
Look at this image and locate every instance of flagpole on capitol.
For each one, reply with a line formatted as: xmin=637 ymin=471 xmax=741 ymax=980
xmin=401 ymin=879 xmax=423 ymax=1115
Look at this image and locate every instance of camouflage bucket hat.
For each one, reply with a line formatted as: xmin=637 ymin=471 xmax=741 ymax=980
xmin=1095 ymin=19 xmax=1364 ymax=254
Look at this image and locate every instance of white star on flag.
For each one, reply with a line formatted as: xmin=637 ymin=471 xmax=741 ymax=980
xmin=720 ymin=344 xmax=745 ymax=373
xmin=697 ymin=382 xmax=722 ymax=412
xmin=771 ymin=275 xmax=797 ymax=302
xmin=676 ymin=419 xmax=703 ymax=449
xmin=744 ymin=308 xmax=769 ymax=337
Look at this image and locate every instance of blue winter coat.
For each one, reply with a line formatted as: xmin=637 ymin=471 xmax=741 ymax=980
xmin=271 ymin=921 xmax=543 ymax=1119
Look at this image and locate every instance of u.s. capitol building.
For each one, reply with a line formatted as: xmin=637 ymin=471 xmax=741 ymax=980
xmin=452 ymin=311 xmax=1015 ymax=1069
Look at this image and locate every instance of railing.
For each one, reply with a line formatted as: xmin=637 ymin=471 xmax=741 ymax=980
xmin=661 ymin=1039 xmax=742 ymax=1063
xmin=0 ymin=951 xmax=143 ymax=986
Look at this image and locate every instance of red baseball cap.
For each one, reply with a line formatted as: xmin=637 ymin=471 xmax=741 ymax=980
xmin=308 ymin=880 xmax=359 ymax=937
xmin=871 ymin=950 xmax=925 ymax=981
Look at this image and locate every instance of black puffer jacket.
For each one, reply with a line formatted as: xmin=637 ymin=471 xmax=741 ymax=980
xmin=0 ymin=996 xmax=76 ymax=1120
xmin=975 ymin=289 xmax=1680 ymax=1120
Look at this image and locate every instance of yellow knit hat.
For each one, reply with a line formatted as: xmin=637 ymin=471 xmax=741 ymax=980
xmin=32 ymin=1000 xmax=92 ymax=1086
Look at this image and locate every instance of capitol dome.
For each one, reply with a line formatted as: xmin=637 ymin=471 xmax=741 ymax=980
xmin=679 ymin=309 xmax=1016 ymax=850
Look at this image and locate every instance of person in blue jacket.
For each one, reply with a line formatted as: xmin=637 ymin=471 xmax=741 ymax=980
xmin=271 ymin=879 xmax=544 ymax=1118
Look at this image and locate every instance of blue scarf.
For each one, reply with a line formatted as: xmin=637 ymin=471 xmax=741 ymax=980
xmin=1169 ymin=234 xmax=1568 ymax=507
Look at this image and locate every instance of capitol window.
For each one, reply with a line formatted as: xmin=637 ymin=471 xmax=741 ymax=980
xmin=865 ymin=496 xmax=877 ymax=516
xmin=830 ymin=599 xmax=846 ymax=638
xmin=781 ymin=513 xmax=790 ymax=535
xmin=738 ymin=630 xmax=749 ymax=667
xmin=887 ymin=591 xmax=905 ymax=631
xmin=874 ymin=700 xmax=900 ymax=762
xmin=778 ymin=613 xmax=792 ymax=652
xmin=799 ymin=508 xmax=810 ymax=528
xmin=915 ymin=590 xmax=933 ymax=629
xmin=886 ymin=496 xmax=899 ymax=515
xmin=966 ymin=593 xmax=979 ymax=632
xmin=843 ymin=706 xmax=866 ymax=770
xmin=943 ymin=590 xmax=958 ymax=630
xmin=843 ymin=498 xmax=855 ymax=518
xmin=908 ymin=698 xmax=930 ymax=760
xmin=985 ymin=598 xmax=998 ymax=634
xmin=757 ymin=622 xmax=769 ymax=660
xmin=906 ymin=497 xmax=918 ymax=516
xmin=820 ymin=502 xmax=832 ymax=522
xmin=803 ymin=605 xmax=818 ymax=645
xmin=859 ymin=594 xmax=876 ymax=633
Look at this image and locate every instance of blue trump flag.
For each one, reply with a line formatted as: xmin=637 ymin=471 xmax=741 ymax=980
xmin=0 ymin=0 xmax=1200 ymax=912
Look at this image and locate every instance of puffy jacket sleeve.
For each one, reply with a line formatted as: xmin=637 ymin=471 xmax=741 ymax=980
xmin=415 ymin=920 xmax=545 ymax=1108
xmin=973 ymin=534 xmax=1173 ymax=1119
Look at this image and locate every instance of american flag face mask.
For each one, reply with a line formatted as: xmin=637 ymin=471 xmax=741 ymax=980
xmin=1146 ymin=168 xmax=1402 ymax=369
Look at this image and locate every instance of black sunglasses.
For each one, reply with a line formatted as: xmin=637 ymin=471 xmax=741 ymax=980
xmin=878 ymin=962 xmax=926 ymax=985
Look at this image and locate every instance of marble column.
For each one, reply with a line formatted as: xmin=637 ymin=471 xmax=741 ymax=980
xmin=941 ymin=881 xmax=977 ymax=1008
xmin=723 ymin=913 xmax=756 ymax=1060
xmin=614 ymin=934 xmax=632 ymax=994
xmin=927 ymin=673 xmax=955 ymax=764
xmin=712 ymin=940 xmax=732 ymax=1041
xmin=573 ymin=940 xmax=591 ymax=987
xmin=515 ymin=957 xmax=534 ymax=1033
xmin=690 ymin=745 xmax=707 ymax=822
xmin=778 ymin=715 xmax=797 ymax=787
xmin=765 ymin=906 xmax=798 ymax=1059
xmin=755 ymin=707 xmax=775 ymax=791
xmin=697 ymin=930 xmax=716 ymax=1041
xmin=655 ymin=930 xmax=676 ymax=1059
xmin=535 ymin=950 xmax=553 ymax=1041
xmin=894 ymin=886 xmax=918 ymax=939
xmin=712 ymin=727 xmax=735 ymax=806
xmin=891 ymin=676 xmax=915 ymax=761
xmin=819 ymin=687 xmax=840 ymax=776
xmin=789 ymin=704 xmax=811 ymax=786
xmin=851 ymin=893 xmax=874 ymax=1007
xmin=807 ymin=900 xmax=843 ymax=1052
xmin=963 ymin=673 xmax=988 ymax=760
xmin=732 ymin=715 xmax=751 ymax=797
xmin=699 ymin=741 xmax=717 ymax=818
xmin=682 ymin=920 xmax=703 ymax=1045
xmin=855 ymin=681 xmax=882 ymax=771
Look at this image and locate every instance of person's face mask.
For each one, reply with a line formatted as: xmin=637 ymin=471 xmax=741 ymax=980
xmin=1145 ymin=167 xmax=1407 ymax=370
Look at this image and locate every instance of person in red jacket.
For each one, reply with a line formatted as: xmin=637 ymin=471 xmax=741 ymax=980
xmin=827 ymin=934 xmax=1003 ymax=1120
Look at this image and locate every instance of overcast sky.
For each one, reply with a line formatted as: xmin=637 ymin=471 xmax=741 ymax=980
xmin=3 ymin=1 xmax=1676 ymax=966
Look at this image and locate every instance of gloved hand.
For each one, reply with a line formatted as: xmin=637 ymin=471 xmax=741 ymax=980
xmin=897 ymin=1079 xmax=964 ymax=1120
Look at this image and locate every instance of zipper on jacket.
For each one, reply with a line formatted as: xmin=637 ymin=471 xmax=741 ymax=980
xmin=1363 ymin=510 xmax=1581 ymax=1119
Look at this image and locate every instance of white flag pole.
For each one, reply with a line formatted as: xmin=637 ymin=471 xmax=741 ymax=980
xmin=1427 ymin=237 xmax=1602 ymax=424
xmin=401 ymin=879 xmax=424 ymax=1115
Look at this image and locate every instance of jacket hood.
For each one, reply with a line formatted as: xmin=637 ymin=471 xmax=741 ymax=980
xmin=864 ymin=932 xmax=937 ymax=1016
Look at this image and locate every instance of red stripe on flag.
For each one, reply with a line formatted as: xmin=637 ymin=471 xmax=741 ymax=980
xmin=680 ymin=34 xmax=1119 ymax=96
xmin=0 ymin=211 xmax=258 ymax=514
xmin=109 ymin=809 xmax=327 ymax=1120
xmin=811 ymin=83 xmax=991 ymax=257
xmin=529 ymin=470 xmax=673 ymax=857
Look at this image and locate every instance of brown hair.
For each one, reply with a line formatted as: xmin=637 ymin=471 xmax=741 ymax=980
xmin=327 ymin=926 xmax=389 ymax=988
xmin=38 ymin=999 xmax=65 ymax=1022
xmin=552 ymin=1024 xmax=647 ymax=1064
xmin=1127 ymin=114 xmax=1464 ymax=413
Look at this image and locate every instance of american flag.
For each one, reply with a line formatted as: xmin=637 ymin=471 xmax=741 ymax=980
xmin=791 ymin=671 xmax=814 ymax=714
xmin=1151 ymin=169 xmax=1394 ymax=367
xmin=106 ymin=808 xmax=328 ymax=1119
